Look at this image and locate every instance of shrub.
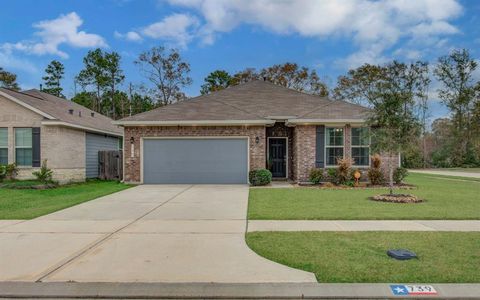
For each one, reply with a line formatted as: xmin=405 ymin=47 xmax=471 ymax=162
xmin=249 ymin=169 xmax=272 ymax=186
xmin=326 ymin=168 xmax=338 ymax=184
xmin=367 ymin=155 xmax=385 ymax=185
xmin=393 ymin=167 xmax=408 ymax=184
xmin=309 ymin=168 xmax=324 ymax=184
xmin=32 ymin=160 xmax=53 ymax=183
xmin=336 ymin=157 xmax=353 ymax=185
xmin=371 ymin=154 xmax=381 ymax=169
xmin=345 ymin=180 xmax=355 ymax=187
xmin=0 ymin=165 xmax=6 ymax=182
xmin=5 ymin=163 xmax=18 ymax=180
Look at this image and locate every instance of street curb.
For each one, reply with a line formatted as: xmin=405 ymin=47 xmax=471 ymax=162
xmin=1 ymin=282 xmax=480 ymax=299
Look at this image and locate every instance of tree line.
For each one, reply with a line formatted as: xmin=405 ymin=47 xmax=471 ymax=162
xmin=1 ymin=48 xmax=479 ymax=168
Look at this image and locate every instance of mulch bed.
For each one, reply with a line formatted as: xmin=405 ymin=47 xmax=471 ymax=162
xmin=297 ymin=182 xmax=417 ymax=190
xmin=370 ymin=193 xmax=423 ymax=203
xmin=0 ymin=183 xmax=58 ymax=190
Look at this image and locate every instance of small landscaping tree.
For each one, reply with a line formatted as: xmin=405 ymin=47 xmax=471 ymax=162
xmin=367 ymin=61 xmax=428 ymax=194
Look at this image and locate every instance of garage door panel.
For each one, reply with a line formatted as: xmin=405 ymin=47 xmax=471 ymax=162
xmin=143 ymin=139 xmax=248 ymax=184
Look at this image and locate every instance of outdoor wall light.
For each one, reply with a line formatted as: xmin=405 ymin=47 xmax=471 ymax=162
xmin=255 ymin=136 xmax=260 ymax=144
xmin=130 ymin=137 xmax=135 ymax=144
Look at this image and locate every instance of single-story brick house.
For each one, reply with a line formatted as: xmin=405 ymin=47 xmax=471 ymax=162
xmin=115 ymin=80 xmax=398 ymax=184
xmin=0 ymin=88 xmax=123 ymax=182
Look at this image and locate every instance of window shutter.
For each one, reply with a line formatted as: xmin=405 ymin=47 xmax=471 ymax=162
xmin=315 ymin=125 xmax=325 ymax=168
xmin=32 ymin=127 xmax=41 ymax=167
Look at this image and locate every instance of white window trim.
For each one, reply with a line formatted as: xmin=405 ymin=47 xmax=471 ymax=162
xmin=14 ymin=128 xmax=33 ymax=167
xmin=325 ymin=127 xmax=345 ymax=167
xmin=351 ymin=127 xmax=371 ymax=167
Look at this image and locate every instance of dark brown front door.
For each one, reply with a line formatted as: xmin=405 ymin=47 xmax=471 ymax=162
xmin=268 ymin=138 xmax=287 ymax=178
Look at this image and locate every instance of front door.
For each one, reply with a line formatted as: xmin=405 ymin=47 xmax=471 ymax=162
xmin=268 ymin=138 xmax=287 ymax=178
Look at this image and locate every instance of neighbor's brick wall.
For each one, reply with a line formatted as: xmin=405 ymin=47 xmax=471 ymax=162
xmin=123 ymin=125 xmax=266 ymax=183
xmin=292 ymin=125 xmax=316 ymax=182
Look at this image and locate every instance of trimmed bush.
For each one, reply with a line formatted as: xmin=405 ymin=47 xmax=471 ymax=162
xmin=309 ymin=168 xmax=324 ymax=184
xmin=249 ymin=169 xmax=272 ymax=186
xmin=393 ymin=167 xmax=409 ymax=184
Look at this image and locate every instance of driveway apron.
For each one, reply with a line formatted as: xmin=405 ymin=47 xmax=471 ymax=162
xmin=0 ymin=185 xmax=315 ymax=283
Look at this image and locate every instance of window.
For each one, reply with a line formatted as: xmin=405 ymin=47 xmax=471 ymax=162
xmin=325 ymin=127 xmax=344 ymax=166
xmin=0 ymin=128 xmax=7 ymax=165
xmin=15 ymin=128 xmax=32 ymax=166
xmin=118 ymin=137 xmax=123 ymax=150
xmin=351 ymin=127 xmax=370 ymax=166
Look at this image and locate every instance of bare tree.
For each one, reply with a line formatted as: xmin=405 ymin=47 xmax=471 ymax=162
xmin=135 ymin=46 xmax=192 ymax=106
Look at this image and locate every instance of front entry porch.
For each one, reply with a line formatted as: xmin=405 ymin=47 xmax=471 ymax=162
xmin=267 ymin=138 xmax=287 ymax=178
xmin=266 ymin=122 xmax=294 ymax=180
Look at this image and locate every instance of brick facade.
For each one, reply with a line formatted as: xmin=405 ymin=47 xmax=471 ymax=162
xmin=123 ymin=125 xmax=266 ymax=183
xmin=123 ymin=123 xmax=399 ymax=184
xmin=292 ymin=125 xmax=316 ymax=182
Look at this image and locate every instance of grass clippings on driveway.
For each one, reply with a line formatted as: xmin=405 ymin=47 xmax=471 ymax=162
xmin=0 ymin=180 xmax=132 ymax=219
xmin=248 ymin=173 xmax=480 ymax=220
xmin=246 ymin=231 xmax=480 ymax=283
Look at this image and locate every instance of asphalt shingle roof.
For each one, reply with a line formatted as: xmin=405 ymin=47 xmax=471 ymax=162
xmin=0 ymin=88 xmax=123 ymax=135
xmin=119 ymin=80 xmax=369 ymax=123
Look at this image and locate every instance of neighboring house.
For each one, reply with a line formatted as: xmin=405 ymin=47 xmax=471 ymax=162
xmin=115 ymin=80 xmax=398 ymax=184
xmin=0 ymin=88 xmax=123 ymax=182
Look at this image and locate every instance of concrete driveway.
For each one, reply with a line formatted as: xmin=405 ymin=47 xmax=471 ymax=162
xmin=0 ymin=185 xmax=315 ymax=283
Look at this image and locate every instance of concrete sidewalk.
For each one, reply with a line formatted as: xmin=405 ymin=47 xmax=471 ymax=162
xmin=1 ymin=282 xmax=480 ymax=299
xmin=248 ymin=220 xmax=480 ymax=232
xmin=409 ymin=169 xmax=480 ymax=179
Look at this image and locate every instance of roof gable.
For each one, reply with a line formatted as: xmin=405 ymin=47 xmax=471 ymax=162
xmin=0 ymin=88 xmax=122 ymax=136
xmin=117 ymin=80 xmax=369 ymax=125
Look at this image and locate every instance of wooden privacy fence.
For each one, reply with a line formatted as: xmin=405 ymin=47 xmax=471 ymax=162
xmin=98 ymin=150 xmax=123 ymax=180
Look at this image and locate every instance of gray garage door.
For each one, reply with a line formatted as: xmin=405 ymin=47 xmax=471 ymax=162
xmin=143 ymin=138 xmax=248 ymax=184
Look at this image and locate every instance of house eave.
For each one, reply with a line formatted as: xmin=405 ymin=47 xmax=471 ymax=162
xmin=113 ymin=120 xmax=276 ymax=126
xmin=41 ymin=121 xmax=123 ymax=137
xmin=286 ymin=118 xmax=366 ymax=126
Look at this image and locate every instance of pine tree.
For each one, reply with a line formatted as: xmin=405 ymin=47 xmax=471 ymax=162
xmin=42 ymin=60 xmax=65 ymax=97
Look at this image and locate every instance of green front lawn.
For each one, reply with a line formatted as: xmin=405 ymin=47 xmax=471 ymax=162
xmin=0 ymin=180 xmax=132 ymax=219
xmin=246 ymin=231 xmax=480 ymax=283
xmin=248 ymin=173 xmax=480 ymax=220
